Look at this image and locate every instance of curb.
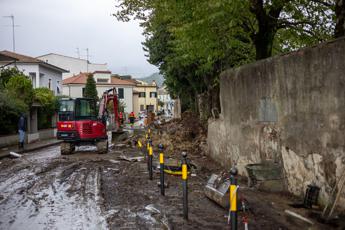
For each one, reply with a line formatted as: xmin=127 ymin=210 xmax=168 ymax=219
xmin=0 ymin=140 xmax=63 ymax=159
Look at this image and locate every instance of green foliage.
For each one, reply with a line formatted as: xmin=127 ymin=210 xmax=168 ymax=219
xmin=34 ymin=88 xmax=58 ymax=129
xmin=114 ymin=0 xmax=337 ymax=114
xmin=0 ymin=67 xmax=27 ymax=89
xmin=84 ymin=74 xmax=98 ymax=101
xmin=6 ymin=74 xmax=34 ymax=106
xmin=0 ymin=90 xmax=27 ymax=134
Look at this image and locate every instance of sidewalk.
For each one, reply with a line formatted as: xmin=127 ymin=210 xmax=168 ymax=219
xmin=0 ymin=138 xmax=63 ymax=159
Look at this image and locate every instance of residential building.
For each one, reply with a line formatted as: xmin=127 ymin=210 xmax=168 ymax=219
xmin=157 ymin=86 xmax=174 ymax=114
xmin=0 ymin=50 xmax=68 ymax=143
xmin=0 ymin=50 xmax=67 ymax=95
xmin=132 ymin=79 xmax=158 ymax=116
xmin=37 ymin=53 xmax=108 ymax=79
xmin=62 ymin=71 xmax=135 ymax=113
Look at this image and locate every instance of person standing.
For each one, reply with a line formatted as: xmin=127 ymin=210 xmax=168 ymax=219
xmin=18 ymin=113 xmax=26 ymax=149
xmin=119 ymin=112 xmax=124 ymax=125
xmin=129 ymin=111 xmax=135 ymax=127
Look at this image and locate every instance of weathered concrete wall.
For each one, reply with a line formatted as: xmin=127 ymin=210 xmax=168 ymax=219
xmin=208 ymin=38 xmax=345 ymax=207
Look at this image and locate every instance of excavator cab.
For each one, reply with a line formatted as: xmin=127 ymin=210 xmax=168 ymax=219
xmin=57 ymin=88 xmax=119 ymax=155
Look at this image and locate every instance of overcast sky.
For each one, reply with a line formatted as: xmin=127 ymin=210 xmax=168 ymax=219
xmin=0 ymin=0 xmax=158 ymax=78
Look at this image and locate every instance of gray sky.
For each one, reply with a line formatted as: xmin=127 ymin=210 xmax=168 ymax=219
xmin=0 ymin=0 xmax=158 ymax=78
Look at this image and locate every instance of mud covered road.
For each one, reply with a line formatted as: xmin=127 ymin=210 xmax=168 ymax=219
xmin=0 ymin=140 xmax=342 ymax=229
xmin=0 ymin=144 xmax=227 ymax=229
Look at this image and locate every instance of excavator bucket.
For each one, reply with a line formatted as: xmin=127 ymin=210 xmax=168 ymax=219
xmin=204 ymin=174 xmax=230 ymax=209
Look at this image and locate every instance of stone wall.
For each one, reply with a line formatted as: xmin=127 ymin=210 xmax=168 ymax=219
xmin=208 ymin=38 xmax=345 ymax=207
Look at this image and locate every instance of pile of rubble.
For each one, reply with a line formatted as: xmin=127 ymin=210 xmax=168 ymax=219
xmin=152 ymin=111 xmax=208 ymax=157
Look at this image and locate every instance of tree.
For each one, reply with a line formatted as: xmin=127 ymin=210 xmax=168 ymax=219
xmin=0 ymin=67 xmax=33 ymax=134
xmin=114 ymin=0 xmax=336 ymax=118
xmin=335 ymin=0 xmax=345 ymax=37
xmin=34 ymin=87 xmax=57 ymax=129
xmin=5 ymin=74 xmax=34 ymax=107
xmin=84 ymin=74 xmax=98 ymax=101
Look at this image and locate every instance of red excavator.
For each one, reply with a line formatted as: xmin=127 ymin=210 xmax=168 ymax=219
xmin=56 ymin=88 xmax=119 ymax=155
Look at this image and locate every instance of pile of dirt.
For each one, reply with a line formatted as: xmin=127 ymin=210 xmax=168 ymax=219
xmin=151 ymin=111 xmax=208 ymax=158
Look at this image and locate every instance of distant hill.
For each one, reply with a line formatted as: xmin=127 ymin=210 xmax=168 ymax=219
xmin=140 ymin=72 xmax=164 ymax=87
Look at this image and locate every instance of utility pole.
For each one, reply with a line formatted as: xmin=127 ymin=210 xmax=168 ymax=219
xmin=3 ymin=15 xmax=19 ymax=52
xmin=76 ymin=47 xmax=80 ymax=58
xmin=85 ymin=48 xmax=89 ymax=72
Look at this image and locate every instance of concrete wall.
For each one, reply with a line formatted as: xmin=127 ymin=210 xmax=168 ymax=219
xmin=0 ymin=128 xmax=57 ymax=147
xmin=208 ymin=38 xmax=345 ymax=207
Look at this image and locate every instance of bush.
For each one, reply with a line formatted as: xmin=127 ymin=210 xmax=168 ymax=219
xmin=0 ymin=90 xmax=27 ymax=134
xmin=34 ymin=88 xmax=58 ymax=129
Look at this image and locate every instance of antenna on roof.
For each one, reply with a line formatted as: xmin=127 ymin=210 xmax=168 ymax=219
xmin=76 ymin=47 xmax=80 ymax=59
xmin=3 ymin=14 xmax=20 ymax=52
xmin=85 ymin=48 xmax=90 ymax=72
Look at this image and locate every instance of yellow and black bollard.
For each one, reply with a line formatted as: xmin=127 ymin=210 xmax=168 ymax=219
xmin=149 ymin=146 xmax=153 ymax=180
xmin=182 ymin=152 xmax=188 ymax=220
xmin=229 ymin=166 xmax=238 ymax=230
xmin=159 ymin=144 xmax=165 ymax=196
xmin=146 ymin=137 xmax=150 ymax=170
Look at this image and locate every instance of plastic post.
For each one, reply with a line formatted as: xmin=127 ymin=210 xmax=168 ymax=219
xmin=182 ymin=152 xmax=188 ymax=220
xmin=159 ymin=144 xmax=165 ymax=196
xmin=149 ymin=146 xmax=153 ymax=180
xmin=230 ymin=166 xmax=238 ymax=230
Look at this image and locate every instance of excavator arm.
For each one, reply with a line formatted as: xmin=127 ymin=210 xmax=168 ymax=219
xmin=98 ymin=87 xmax=120 ymax=131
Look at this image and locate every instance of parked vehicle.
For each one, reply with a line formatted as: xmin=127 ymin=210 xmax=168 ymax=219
xmin=56 ymin=88 xmax=119 ymax=155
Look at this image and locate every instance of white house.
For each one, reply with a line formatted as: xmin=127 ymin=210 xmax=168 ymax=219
xmin=157 ymin=85 xmax=174 ymax=115
xmin=63 ymin=71 xmax=135 ymax=113
xmin=0 ymin=50 xmax=68 ymax=95
xmin=37 ymin=53 xmax=108 ymax=79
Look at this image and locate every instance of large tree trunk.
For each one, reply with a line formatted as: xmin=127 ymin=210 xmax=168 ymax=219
xmin=335 ymin=0 xmax=345 ymax=38
xmin=254 ymin=25 xmax=277 ymax=60
xmin=250 ymin=0 xmax=283 ymax=60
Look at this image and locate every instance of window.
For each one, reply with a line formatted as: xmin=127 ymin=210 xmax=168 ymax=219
xmin=82 ymin=87 xmax=85 ymax=97
xmin=150 ymin=92 xmax=157 ymax=98
xmin=29 ymin=72 xmax=36 ymax=88
xmin=118 ymin=88 xmax=124 ymax=99
xmin=139 ymin=92 xmax=146 ymax=97
xmin=48 ymin=79 xmax=52 ymax=89
xmin=97 ymin=78 xmax=109 ymax=83
xmin=140 ymin=105 xmax=144 ymax=111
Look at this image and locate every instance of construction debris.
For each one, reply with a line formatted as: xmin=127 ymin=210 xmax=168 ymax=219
xmin=117 ymin=155 xmax=144 ymax=162
xmin=284 ymin=210 xmax=314 ymax=225
xmin=205 ymin=174 xmax=230 ymax=208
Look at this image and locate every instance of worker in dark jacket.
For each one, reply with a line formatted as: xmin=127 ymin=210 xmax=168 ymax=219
xmin=18 ymin=113 xmax=26 ymax=149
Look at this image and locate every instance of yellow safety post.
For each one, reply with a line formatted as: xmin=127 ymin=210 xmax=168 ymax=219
xmin=229 ymin=166 xmax=238 ymax=230
xmin=137 ymin=140 xmax=142 ymax=148
xmin=159 ymin=144 xmax=165 ymax=196
xmin=149 ymin=146 xmax=153 ymax=180
xmin=181 ymin=152 xmax=188 ymax=220
xmin=146 ymin=138 xmax=150 ymax=170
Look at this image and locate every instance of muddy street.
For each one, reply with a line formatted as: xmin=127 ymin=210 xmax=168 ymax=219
xmin=0 ymin=139 xmax=342 ymax=229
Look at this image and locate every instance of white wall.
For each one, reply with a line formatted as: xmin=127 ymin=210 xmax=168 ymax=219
xmin=38 ymin=54 xmax=107 ymax=79
xmin=64 ymin=84 xmax=134 ymax=113
xmin=13 ymin=63 xmax=40 ymax=88
xmin=6 ymin=63 xmax=62 ymax=95
xmin=63 ymin=84 xmax=83 ymax=98
xmin=39 ymin=65 xmax=63 ymax=95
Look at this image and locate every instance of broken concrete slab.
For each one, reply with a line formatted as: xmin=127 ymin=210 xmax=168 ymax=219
xmin=204 ymin=174 xmax=230 ymax=208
